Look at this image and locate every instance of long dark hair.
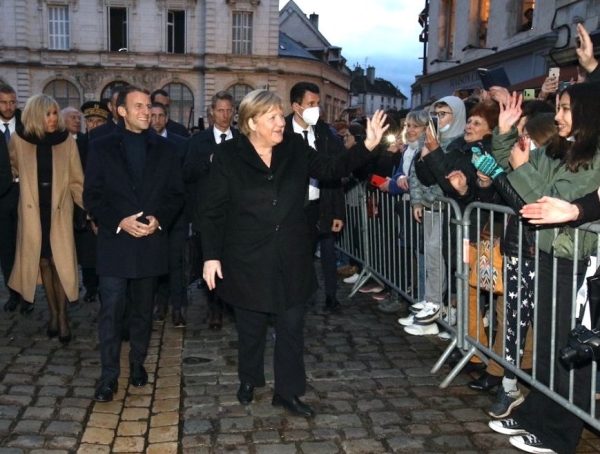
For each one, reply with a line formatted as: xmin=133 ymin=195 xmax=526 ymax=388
xmin=548 ymin=82 xmax=600 ymax=172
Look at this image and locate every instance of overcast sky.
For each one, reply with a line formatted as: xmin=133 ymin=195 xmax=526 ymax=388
xmin=279 ymin=0 xmax=427 ymax=100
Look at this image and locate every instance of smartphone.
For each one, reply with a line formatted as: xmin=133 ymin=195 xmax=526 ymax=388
xmin=549 ymin=67 xmax=560 ymax=80
xmin=428 ymin=115 xmax=439 ymax=137
xmin=523 ymin=89 xmax=535 ymax=100
xmin=370 ymin=175 xmax=387 ymax=187
xmin=477 ymin=67 xmax=511 ymax=90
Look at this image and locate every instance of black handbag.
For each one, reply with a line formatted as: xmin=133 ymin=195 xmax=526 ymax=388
xmin=586 ymin=261 xmax=600 ymax=329
xmin=183 ymin=232 xmax=203 ymax=286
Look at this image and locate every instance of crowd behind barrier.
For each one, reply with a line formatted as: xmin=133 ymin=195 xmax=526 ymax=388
xmin=337 ymin=181 xmax=600 ymax=432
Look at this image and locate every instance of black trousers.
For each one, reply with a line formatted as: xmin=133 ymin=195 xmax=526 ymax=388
xmin=513 ymin=252 xmax=590 ymax=454
xmin=98 ymin=276 xmax=156 ymax=382
xmin=305 ymin=202 xmax=337 ymax=298
xmin=0 ymin=184 xmax=18 ymax=296
xmin=155 ymin=219 xmax=188 ymax=311
xmin=234 ymin=304 xmax=306 ymax=398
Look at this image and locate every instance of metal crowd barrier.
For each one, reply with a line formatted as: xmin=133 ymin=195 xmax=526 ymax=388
xmin=336 ymin=184 xmax=600 ymax=431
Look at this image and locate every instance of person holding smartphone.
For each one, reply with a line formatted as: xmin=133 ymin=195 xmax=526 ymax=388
xmin=400 ymin=96 xmax=466 ymax=336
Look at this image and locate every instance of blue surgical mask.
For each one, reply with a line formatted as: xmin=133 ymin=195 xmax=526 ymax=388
xmin=439 ymin=123 xmax=451 ymax=133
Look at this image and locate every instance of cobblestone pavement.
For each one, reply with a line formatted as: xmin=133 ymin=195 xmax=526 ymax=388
xmin=0 ymin=271 xmax=599 ymax=453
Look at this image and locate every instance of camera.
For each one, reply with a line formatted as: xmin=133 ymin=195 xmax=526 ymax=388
xmin=560 ymin=324 xmax=600 ymax=365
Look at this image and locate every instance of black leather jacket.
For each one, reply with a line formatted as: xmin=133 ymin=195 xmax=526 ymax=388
xmin=492 ymin=173 xmax=537 ymax=259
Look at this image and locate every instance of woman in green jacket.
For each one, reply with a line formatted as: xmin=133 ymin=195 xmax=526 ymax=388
xmin=477 ymin=82 xmax=600 ymax=454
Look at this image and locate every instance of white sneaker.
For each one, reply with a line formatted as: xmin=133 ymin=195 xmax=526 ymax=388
xmin=438 ymin=331 xmax=452 ymax=341
xmin=409 ymin=300 xmax=429 ymax=313
xmin=442 ymin=306 xmax=457 ymax=326
xmin=398 ymin=314 xmax=415 ymax=326
xmin=404 ymin=323 xmax=439 ymax=336
xmin=413 ymin=302 xmax=441 ymax=323
xmin=343 ymin=273 xmax=360 ymax=284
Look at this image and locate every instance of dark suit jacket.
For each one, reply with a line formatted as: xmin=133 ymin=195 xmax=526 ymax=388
xmin=184 ymin=126 xmax=240 ymax=230
xmin=83 ymin=124 xmax=185 ymax=278
xmin=164 ymin=131 xmax=191 ymax=224
xmin=88 ymin=119 xmax=117 ymax=142
xmin=0 ymin=113 xmax=22 ymax=210
xmin=166 ymin=119 xmax=189 ymax=137
xmin=284 ymin=115 xmax=346 ymax=232
xmin=200 ymin=133 xmax=371 ymax=314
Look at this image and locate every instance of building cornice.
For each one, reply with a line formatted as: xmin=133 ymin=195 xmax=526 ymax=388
xmin=415 ymin=32 xmax=559 ymax=88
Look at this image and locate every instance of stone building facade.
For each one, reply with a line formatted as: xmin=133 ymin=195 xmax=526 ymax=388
xmin=0 ymin=0 xmax=351 ymax=129
xmin=413 ymin=0 xmax=599 ymax=106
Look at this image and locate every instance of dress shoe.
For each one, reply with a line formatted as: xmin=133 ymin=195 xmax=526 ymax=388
xmin=3 ymin=294 xmax=20 ymax=312
xmin=83 ymin=290 xmax=97 ymax=303
xmin=208 ymin=310 xmax=223 ymax=330
xmin=172 ymin=309 xmax=186 ymax=327
xmin=456 ymin=361 xmax=486 ymax=374
xmin=93 ymin=380 xmax=118 ymax=402
xmin=236 ymin=383 xmax=255 ymax=405
xmin=130 ymin=363 xmax=148 ymax=387
xmin=272 ymin=394 xmax=315 ymax=417
xmin=47 ymin=313 xmax=59 ymax=339
xmin=468 ymin=371 xmax=502 ymax=392
xmin=20 ymin=300 xmax=34 ymax=315
xmin=154 ymin=303 xmax=167 ymax=322
xmin=324 ymin=295 xmax=341 ymax=311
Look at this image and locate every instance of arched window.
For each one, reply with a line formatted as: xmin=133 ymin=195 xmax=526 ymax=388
xmin=43 ymin=79 xmax=80 ymax=109
xmin=101 ymin=81 xmax=129 ymax=103
xmin=162 ymin=83 xmax=193 ymax=127
xmin=228 ymin=83 xmax=254 ymax=109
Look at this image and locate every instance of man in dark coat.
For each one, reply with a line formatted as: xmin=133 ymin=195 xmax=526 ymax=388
xmin=150 ymin=89 xmax=190 ymax=137
xmin=150 ymin=101 xmax=189 ymax=327
xmin=84 ymin=86 xmax=184 ymax=403
xmin=285 ymin=82 xmax=346 ymax=311
xmin=185 ymin=91 xmax=239 ymax=329
xmin=0 ymin=84 xmax=23 ymax=312
xmin=88 ymin=87 xmax=124 ymax=141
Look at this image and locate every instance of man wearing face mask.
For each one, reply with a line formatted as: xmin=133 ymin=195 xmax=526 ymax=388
xmin=285 ymin=82 xmax=346 ymax=312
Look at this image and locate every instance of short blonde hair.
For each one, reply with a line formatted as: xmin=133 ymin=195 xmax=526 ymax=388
xmin=21 ymin=94 xmax=65 ymax=139
xmin=237 ymin=89 xmax=284 ymax=136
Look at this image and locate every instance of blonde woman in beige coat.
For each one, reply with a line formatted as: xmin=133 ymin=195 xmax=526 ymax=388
xmin=9 ymin=94 xmax=84 ymax=344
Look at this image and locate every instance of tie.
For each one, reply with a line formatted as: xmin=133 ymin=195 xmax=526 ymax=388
xmin=220 ymin=133 xmax=227 ymax=143
xmin=302 ymin=130 xmax=309 ymax=144
xmin=3 ymin=123 xmax=10 ymax=145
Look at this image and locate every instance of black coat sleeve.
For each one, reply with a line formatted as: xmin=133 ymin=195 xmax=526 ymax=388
xmin=0 ymin=140 xmax=12 ymax=197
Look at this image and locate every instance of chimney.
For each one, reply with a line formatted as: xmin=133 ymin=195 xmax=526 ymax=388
xmin=353 ymin=65 xmax=364 ymax=77
xmin=366 ymin=66 xmax=375 ymax=84
xmin=309 ymin=13 xmax=319 ymax=29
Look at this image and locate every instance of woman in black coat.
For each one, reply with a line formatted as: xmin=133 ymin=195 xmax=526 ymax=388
xmin=201 ymin=89 xmax=388 ymax=416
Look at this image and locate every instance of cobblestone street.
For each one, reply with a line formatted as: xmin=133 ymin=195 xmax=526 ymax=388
xmin=0 ymin=270 xmax=599 ymax=453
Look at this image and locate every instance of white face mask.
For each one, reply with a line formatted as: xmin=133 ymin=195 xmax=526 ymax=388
xmin=439 ymin=123 xmax=451 ymax=133
xmin=300 ymin=106 xmax=320 ymax=126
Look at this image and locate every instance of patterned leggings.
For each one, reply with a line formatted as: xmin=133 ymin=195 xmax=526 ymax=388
xmin=503 ymin=255 xmax=535 ymax=379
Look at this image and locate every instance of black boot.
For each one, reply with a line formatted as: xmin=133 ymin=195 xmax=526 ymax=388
xmin=324 ymin=295 xmax=341 ymax=311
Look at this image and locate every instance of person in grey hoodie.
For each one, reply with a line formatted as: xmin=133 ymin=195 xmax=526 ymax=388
xmin=400 ymin=96 xmax=466 ymax=336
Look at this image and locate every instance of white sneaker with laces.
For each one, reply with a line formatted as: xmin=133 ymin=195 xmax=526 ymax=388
xmin=488 ymin=418 xmax=528 ymax=436
xmin=509 ymin=433 xmax=557 ymax=453
xmin=409 ymin=300 xmax=429 ymax=313
xmin=398 ymin=314 xmax=415 ymax=326
xmin=413 ymin=302 xmax=441 ymax=323
xmin=404 ymin=323 xmax=439 ymax=336
xmin=343 ymin=273 xmax=360 ymax=284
